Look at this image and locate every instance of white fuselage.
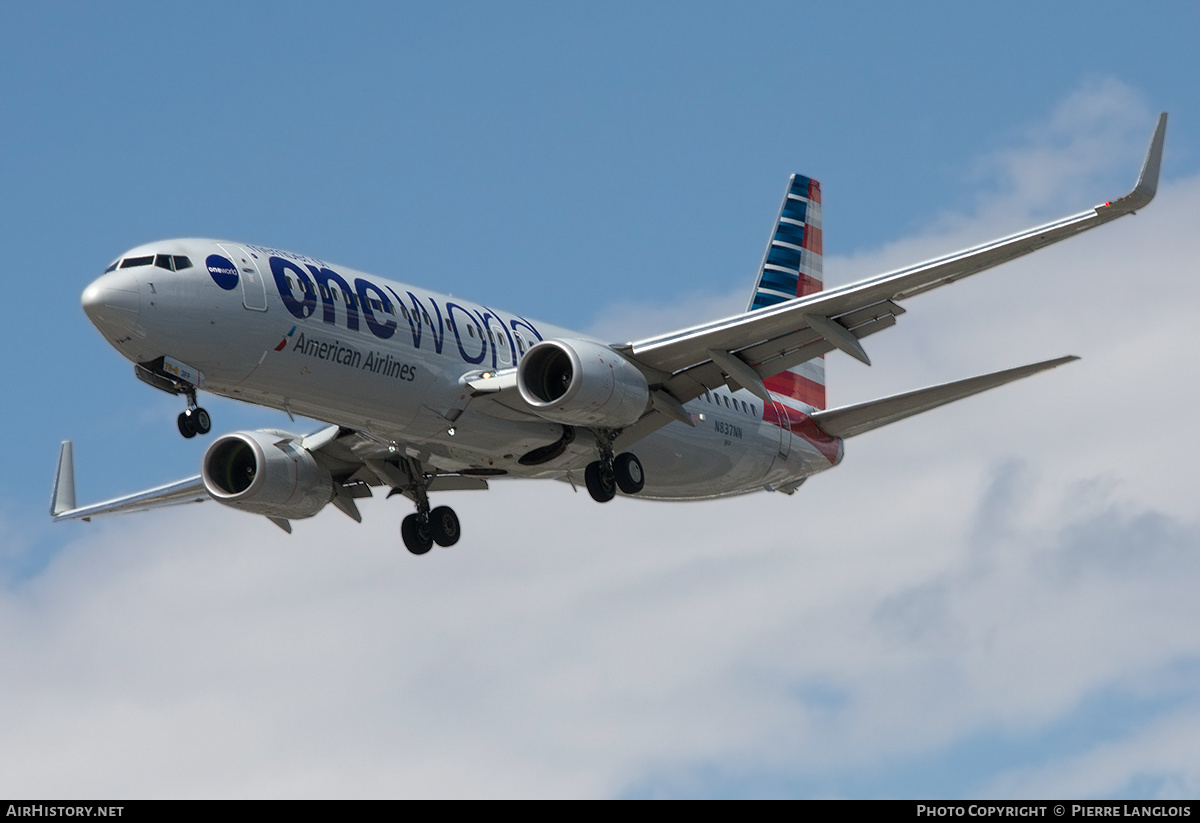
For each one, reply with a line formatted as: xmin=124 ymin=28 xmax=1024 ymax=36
xmin=83 ymin=238 xmax=843 ymax=499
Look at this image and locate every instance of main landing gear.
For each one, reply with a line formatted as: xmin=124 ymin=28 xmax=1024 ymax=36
xmin=395 ymin=458 xmax=461 ymax=555
xmin=176 ymin=389 xmax=211 ymax=439
xmin=401 ymin=506 xmax=460 ymax=555
xmin=583 ymin=433 xmax=645 ymax=503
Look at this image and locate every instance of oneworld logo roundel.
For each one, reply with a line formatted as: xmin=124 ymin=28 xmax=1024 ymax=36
xmin=206 ymin=254 xmax=239 ymax=290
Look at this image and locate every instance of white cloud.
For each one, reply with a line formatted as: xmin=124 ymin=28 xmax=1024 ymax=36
xmin=4 ymin=81 xmax=1199 ymax=798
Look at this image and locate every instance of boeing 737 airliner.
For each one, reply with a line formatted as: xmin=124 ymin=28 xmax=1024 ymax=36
xmin=52 ymin=115 xmax=1167 ymax=554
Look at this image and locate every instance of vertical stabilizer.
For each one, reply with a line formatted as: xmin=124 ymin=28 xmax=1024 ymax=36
xmin=746 ymin=174 xmax=826 ymax=409
xmin=51 ymin=441 xmax=76 ymax=516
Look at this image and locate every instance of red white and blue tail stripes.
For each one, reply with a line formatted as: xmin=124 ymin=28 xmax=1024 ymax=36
xmin=747 ymin=174 xmax=826 ymax=411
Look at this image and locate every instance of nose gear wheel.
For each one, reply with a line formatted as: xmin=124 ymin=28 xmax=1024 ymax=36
xmin=177 ymin=407 xmax=211 ymax=438
xmin=176 ymin=388 xmax=211 ymax=438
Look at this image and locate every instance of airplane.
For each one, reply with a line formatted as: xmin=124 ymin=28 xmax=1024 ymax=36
xmin=51 ymin=114 xmax=1167 ymax=554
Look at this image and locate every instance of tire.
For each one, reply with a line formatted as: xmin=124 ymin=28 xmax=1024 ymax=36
xmin=194 ymin=407 xmax=212 ymax=435
xmin=177 ymin=411 xmax=196 ymax=439
xmin=401 ymin=514 xmax=433 ymax=555
xmin=613 ymin=452 xmax=645 ymax=495
xmin=584 ymin=460 xmax=616 ymax=503
xmin=430 ymin=506 xmax=461 ymax=547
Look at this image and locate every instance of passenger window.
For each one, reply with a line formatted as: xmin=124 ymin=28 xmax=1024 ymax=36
xmin=468 ymin=326 xmax=475 ymax=338
xmin=751 ymin=404 xmax=757 ymax=417
xmin=516 ymin=334 xmax=525 ymax=354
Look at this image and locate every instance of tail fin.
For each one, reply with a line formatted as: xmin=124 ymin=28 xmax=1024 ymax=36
xmin=746 ymin=174 xmax=826 ymax=409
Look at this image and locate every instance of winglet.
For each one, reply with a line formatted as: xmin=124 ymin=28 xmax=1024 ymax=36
xmin=1103 ymin=112 xmax=1167 ymax=215
xmin=51 ymin=441 xmax=76 ymax=516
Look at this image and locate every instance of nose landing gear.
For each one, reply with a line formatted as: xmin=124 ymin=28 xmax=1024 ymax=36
xmin=176 ymin=389 xmax=211 ymax=439
xmin=133 ymin=358 xmax=212 ymax=439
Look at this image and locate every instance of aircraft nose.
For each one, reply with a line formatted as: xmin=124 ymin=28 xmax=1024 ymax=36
xmin=82 ymin=269 xmax=141 ymax=339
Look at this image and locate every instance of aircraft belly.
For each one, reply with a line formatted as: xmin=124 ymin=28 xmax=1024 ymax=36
xmin=436 ymin=408 xmax=564 ymax=468
xmin=633 ymin=406 xmax=780 ymax=499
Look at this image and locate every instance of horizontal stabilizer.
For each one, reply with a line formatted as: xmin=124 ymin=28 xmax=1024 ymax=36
xmin=811 ymin=355 xmax=1079 ymax=439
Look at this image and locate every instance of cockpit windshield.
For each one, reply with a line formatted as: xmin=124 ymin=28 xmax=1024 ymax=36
xmin=107 ymin=253 xmax=192 ymax=273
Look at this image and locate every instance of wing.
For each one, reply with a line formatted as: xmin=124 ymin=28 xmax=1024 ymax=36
xmin=611 ymin=113 xmax=1166 ymax=447
xmin=50 ymin=441 xmax=208 ymax=521
xmin=50 ymin=426 xmax=489 ymax=532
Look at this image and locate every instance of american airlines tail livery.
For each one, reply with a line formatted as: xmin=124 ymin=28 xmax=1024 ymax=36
xmin=52 ymin=115 xmax=1167 ymax=554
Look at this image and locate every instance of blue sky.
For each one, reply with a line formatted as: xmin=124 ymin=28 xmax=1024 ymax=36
xmin=2 ymin=1 xmax=1199 ymax=799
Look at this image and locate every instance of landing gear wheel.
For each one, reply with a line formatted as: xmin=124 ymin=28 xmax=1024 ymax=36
xmin=585 ymin=460 xmax=616 ymax=503
xmin=429 ymin=506 xmax=461 ymax=547
xmin=613 ymin=452 xmax=645 ymax=495
xmin=194 ymin=407 xmax=212 ymax=435
xmin=177 ymin=410 xmax=197 ymax=439
xmin=401 ymin=514 xmax=434 ymax=555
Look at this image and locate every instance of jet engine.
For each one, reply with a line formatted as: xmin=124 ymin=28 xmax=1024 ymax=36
xmin=201 ymin=430 xmax=333 ymax=519
xmin=517 ymin=338 xmax=650 ymax=428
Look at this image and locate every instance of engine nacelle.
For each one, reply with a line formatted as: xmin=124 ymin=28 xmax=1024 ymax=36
xmin=201 ymin=430 xmax=334 ymax=519
xmin=517 ymin=338 xmax=650 ymax=427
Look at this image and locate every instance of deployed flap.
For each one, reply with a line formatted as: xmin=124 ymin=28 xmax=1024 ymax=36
xmin=811 ymin=356 xmax=1078 ymax=439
